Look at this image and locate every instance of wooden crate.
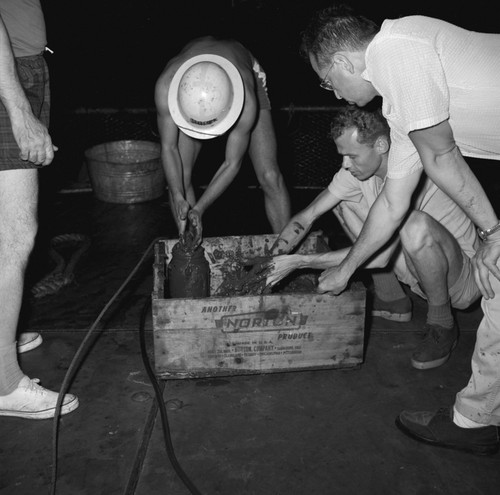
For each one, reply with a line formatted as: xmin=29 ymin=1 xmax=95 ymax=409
xmin=152 ymin=233 xmax=366 ymax=379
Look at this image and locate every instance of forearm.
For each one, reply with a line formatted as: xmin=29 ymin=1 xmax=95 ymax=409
xmin=194 ymin=127 xmax=250 ymax=213
xmin=266 ymin=249 xmax=350 ymax=288
xmin=0 ymin=18 xmax=54 ymax=165
xmin=293 ymin=249 xmax=350 ymax=270
xmin=340 ymin=193 xmax=404 ymax=276
xmin=293 ymin=231 xmax=397 ymax=271
xmin=410 ymin=122 xmax=498 ymax=230
xmin=162 ymin=149 xmax=186 ymax=201
xmin=194 ymin=160 xmax=241 ymax=214
xmin=430 ymin=147 xmax=498 ymax=230
xmin=271 ymin=217 xmax=312 ymax=255
xmin=271 ymin=188 xmax=340 ymax=255
xmin=162 ymin=147 xmax=191 ymax=232
xmin=157 ymin=111 xmax=188 ymax=205
xmin=362 ymin=242 xmax=399 ymax=270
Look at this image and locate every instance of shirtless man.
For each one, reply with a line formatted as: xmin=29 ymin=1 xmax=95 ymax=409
xmin=155 ymin=36 xmax=290 ymax=246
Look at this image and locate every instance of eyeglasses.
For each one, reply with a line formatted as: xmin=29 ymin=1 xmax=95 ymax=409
xmin=319 ymin=60 xmax=335 ymax=91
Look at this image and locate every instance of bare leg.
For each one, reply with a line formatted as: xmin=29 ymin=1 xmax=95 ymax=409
xmin=400 ymin=211 xmax=463 ymax=311
xmin=248 ymin=109 xmax=291 ymax=233
xmin=0 ymin=169 xmax=79 ymax=417
xmin=0 ymin=169 xmax=37 ymax=394
xmin=400 ymin=211 xmax=465 ymax=369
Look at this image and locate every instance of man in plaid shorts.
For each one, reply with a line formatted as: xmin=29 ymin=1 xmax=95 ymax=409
xmin=0 ymin=1 xmax=79 ymax=419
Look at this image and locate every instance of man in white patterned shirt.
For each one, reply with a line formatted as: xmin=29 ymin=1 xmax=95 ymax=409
xmin=300 ymin=3 xmax=500 ymax=455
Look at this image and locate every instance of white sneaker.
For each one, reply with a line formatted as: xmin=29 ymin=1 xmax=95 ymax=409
xmin=0 ymin=376 xmax=79 ymax=419
xmin=17 ymin=332 xmax=43 ymax=354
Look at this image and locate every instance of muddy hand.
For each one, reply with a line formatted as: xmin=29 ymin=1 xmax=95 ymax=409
xmin=240 ymin=254 xmax=304 ymax=294
xmin=222 ymin=257 xmax=272 ymax=296
xmin=176 ymin=200 xmax=190 ymax=244
xmin=186 ymin=209 xmax=202 ymax=250
xmin=264 ymin=254 xmax=303 ymax=290
xmin=236 ymin=273 xmax=269 ymax=295
xmin=240 ymin=256 xmax=274 ymax=284
xmin=241 ymin=255 xmax=274 ymax=274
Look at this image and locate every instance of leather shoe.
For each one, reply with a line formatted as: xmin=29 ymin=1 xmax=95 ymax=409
xmin=396 ymin=407 xmax=499 ymax=456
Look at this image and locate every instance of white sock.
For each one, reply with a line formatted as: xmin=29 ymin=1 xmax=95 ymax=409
xmin=453 ymin=406 xmax=485 ymax=428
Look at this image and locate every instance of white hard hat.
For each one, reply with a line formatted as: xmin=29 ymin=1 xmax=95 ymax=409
xmin=168 ymin=54 xmax=245 ymax=140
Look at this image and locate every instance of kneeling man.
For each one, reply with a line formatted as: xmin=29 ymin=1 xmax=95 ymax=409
xmin=265 ymin=106 xmax=481 ymax=370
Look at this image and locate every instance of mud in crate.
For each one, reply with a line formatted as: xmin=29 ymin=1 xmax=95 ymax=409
xmin=152 ymin=233 xmax=366 ymax=379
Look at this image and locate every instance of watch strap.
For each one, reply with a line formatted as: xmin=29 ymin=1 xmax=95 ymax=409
xmin=478 ymin=221 xmax=500 ymax=240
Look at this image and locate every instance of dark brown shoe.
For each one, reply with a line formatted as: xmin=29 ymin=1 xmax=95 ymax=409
xmin=411 ymin=323 xmax=458 ymax=370
xmin=396 ymin=407 xmax=499 ymax=456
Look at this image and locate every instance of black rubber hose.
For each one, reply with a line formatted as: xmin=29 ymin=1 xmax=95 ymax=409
xmin=48 ymin=237 xmax=203 ymax=495
xmin=50 ymin=237 xmax=162 ymax=495
xmin=138 ymin=296 xmax=203 ymax=495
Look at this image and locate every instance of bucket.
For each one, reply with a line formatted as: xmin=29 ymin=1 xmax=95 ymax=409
xmin=84 ymin=140 xmax=165 ymax=204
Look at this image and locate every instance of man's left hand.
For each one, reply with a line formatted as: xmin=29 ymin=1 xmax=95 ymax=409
xmin=262 ymin=254 xmax=303 ymax=289
xmin=186 ymin=209 xmax=202 ymax=249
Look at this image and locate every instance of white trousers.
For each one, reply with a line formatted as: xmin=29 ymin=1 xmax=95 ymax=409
xmin=455 ymin=275 xmax=500 ymax=426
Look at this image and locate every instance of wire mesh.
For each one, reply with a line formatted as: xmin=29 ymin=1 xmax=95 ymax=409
xmin=282 ymin=106 xmax=343 ymax=188
xmin=56 ymin=107 xmax=343 ymax=190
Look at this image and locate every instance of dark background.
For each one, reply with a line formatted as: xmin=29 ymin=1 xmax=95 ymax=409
xmin=36 ymin=0 xmax=500 ymax=195
xmin=41 ymin=0 xmax=498 ymax=112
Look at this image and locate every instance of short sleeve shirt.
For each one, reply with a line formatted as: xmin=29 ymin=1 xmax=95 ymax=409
xmin=363 ymin=16 xmax=500 ymax=179
xmin=328 ymin=168 xmax=478 ymax=258
xmin=0 ymin=0 xmax=46 ymax=57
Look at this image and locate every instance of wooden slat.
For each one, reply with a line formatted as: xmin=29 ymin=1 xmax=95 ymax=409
xmin=152 ymin=235 xmax=366 ymax=379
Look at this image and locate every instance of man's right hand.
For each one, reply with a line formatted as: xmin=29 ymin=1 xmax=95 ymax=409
xmin=317 ymin=262 xmax=352 ymax=295
xmin=472 ymin=234 xmax=500 ymax=299
xmin=11 ymin=110 xmax=57 ymax=166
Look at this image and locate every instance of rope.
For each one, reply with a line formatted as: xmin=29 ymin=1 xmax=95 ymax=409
xmin=30 ymin=233 xmax=91 ymax=298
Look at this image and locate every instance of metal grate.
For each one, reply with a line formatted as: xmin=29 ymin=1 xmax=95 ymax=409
xmin=282 ymin=106 xmax=342 ymax=188
xmin=57 ymin=106 xmax=343 ymax=190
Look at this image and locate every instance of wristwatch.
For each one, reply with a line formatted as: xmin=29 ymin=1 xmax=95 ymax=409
xmin=477 ymin=221 xmax=500 ymax=241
